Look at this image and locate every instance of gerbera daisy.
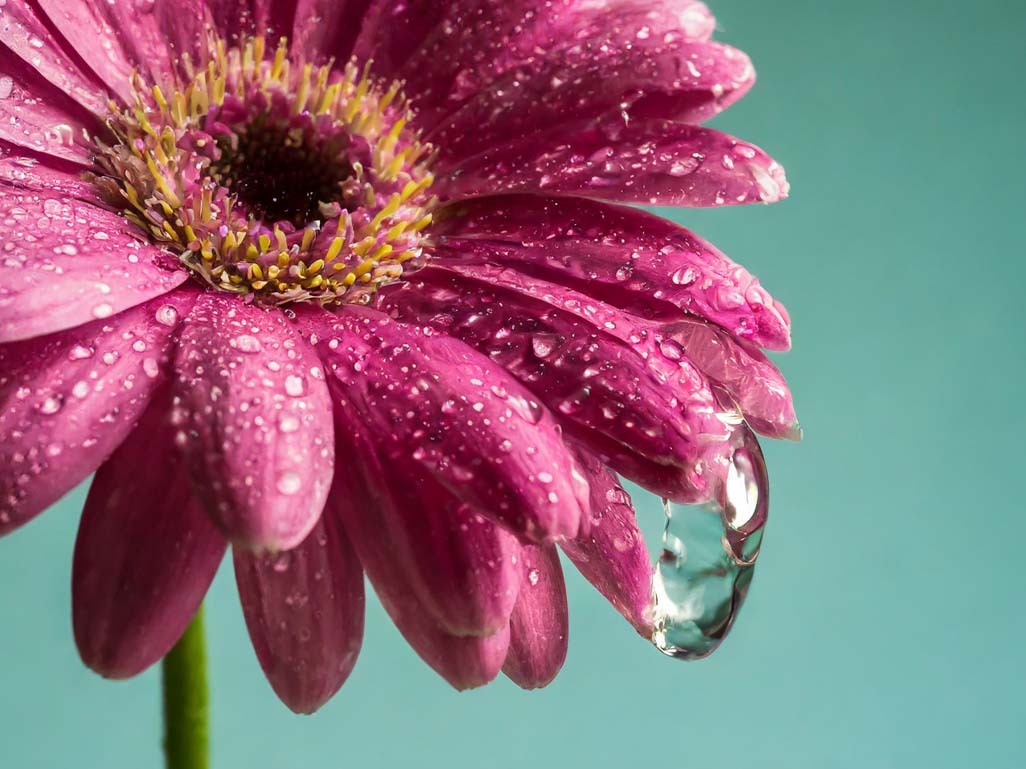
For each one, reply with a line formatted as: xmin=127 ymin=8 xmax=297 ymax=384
xmin=0 ymin=0 xmax=796 ymax=720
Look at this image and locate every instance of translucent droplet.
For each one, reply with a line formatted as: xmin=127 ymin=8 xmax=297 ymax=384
xmin=232 ymin=334 xmax=262 ymax=353
xmin=284 ymin=375 xmax=305 ymax=396
xmin=650 ymin=430 xmax=768 ymax=660
xmin=154 ymin=304 xmax=179 ymax=327
xmin=276 ymin=471 xmax=302 ymax=495
xmin=92 ymin=303 xmax=114 ymax=319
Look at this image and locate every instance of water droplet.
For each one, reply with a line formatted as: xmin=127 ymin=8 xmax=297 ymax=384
xmin=276 ymin=471 xmax=302 ymax=495
xmin=232 ymin=334 xmax=262 ymax=353
xmin=650 ymin=431 xmax=768 ymax=660
xmin=67 ymin=345 xmax=93 ymax=360
xmin=284 ymin=375 xmax=305 ymax=396
xmin=37 ymin=395 xmax=63 ymax=415
xmin=531 ymin=333 xmax=561 ymax=359
xmin=279 ymin=414 xmax=300 ymax=433
xmin=155 ymin=304 xmax=179 ymax=326
xmin=92 ymin=303 xmax=114 ymax=319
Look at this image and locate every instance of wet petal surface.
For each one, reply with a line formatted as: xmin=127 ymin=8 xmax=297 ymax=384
xmin=502 ymin=544 xmax=568 ymax=690
xmin=0 ymin=188 xmax=188 ymax=343
xmin=0 ymin=290 xmax=193 ymax=535
xmin=173 ymin=294 xmax=334 ymax=551
xmin=305 ymin=306 xmax=588 ymax=542
xmin=73 ymin=386 xmax=225 ymax=679
xmin=234 ymin=512 xmax=365 ymax=714
xmin=430 ymin=194 xmax=790 ymax=350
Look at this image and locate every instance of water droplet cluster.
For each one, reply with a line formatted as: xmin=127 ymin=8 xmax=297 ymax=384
xmin=91 ymin=36 xmax=436 ymax=305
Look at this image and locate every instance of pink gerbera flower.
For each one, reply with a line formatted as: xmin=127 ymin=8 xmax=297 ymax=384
xmin=0 ymin=0 xmax=796 ymax=714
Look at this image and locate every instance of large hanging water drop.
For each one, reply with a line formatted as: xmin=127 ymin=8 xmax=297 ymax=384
xmin=650 ymin=427 xmax=768 ymax=659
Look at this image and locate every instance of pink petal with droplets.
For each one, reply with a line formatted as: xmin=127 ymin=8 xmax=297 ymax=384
xmin=303 ymin=306 xmax=588 ymax=542
xmin=0 ymin=1 xmax=111 ymax=116
xmin=73 ymin=386 xmax=226 ymax=679
xmin=663 ymin=317 xmax=799 ymax=440
xmin=324 ymin=399 xmax=521 ymax=637
xmin=292 ymin=0 xmax=374 ymax=64
xmin=0 ymin=190 xmax=188 ymax=343
xmin=0 ymin=50 xmax=97 ymax=164
xmin=33 ymin=0 xmax=137 ymax=102
xmin=234 ymin=512 xmax=365 ymax=714
xmin=441 ymin=120 xmax=789 ymax=206
xmin=561 ymin=450 xmax=654 ymax=636
xmin=0 ymin=149 xmax=100 ymax=200
xmin=172 ymin=294 xmax=334 ymax=552
xmin=381 ymin=265 xmax=731 ymax=503
xmin=327 ymin=447 xmax=510 ymax=690
xmin=430 ymin=194 xmax=791 ymax=351
xmin=502 ymin=544 xmax=568 ymax=690
xmin=394 ymin=0 xmax=718 ymax=129
xmin=0 ymin=290 xmax=195 ymax=536
xmin=430 ymin=40 xmax=755 ymax=164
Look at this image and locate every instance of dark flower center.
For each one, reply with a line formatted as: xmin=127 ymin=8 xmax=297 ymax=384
xmin=207 ymin=115 xmax=360 ymax=227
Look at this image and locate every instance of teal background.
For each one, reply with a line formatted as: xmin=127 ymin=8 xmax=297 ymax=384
xmin=2 ymin=0 xmax=1025 ymax=766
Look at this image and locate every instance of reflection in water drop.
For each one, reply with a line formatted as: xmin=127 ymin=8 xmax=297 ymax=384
xmin=651 ymin=428 xmax=768 ymax=660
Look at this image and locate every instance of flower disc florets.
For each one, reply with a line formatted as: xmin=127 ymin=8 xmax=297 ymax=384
xmin=91 ymin=36 xmax=436 ymax=305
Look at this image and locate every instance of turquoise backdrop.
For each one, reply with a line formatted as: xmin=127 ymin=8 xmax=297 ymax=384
xmin=2 ymin=0 xmax=1024 ymax=766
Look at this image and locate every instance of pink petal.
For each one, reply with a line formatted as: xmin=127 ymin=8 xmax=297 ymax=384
xmin=0 ymin=150 xmax=100 ymax=200
xmin=0 ymin=190 xmax=189 ymax=343
xmin=0 ymin=50 xmax=97 ymax=163
xmin=371 ymin=1 xmax=717 ymax=130
xmin=328 ymin=457 xmax=510 ymax=690
xmin=233 ymin=513 xmax=364 ymax=714
xmin=560 ymin=450 xmax=654 ymax=636
xmin=502 ymin=544 xmax=568 ymax=690
xmin=73 ymin=387 xmax=226 ymax=679
xmin=664 ymin=318 xmax=799 ymax=440
xmin=203 ymin=0 xmax=300 ymax=44
xmin=430 ymin=194 xmax=791 ymax=351
xmin=327 ymin=401 xmax=521 ymax=637
xmin=33 ymin=0 xmax=138 ymax=102
xmin=0 ymin=290 xmax=194 ymax=536
xmin=441 ymin=119 xmax=789 ymax=206
xmin=292 ymin=0 xmax=373 ymax=64
xmin=430 ymin=40 xmax=755 ymax=164
xmin=0 ymin=0 xmax=111 ymax=116
xmin=381 ymin=265 xmax=731 ymax=503
xmin=303 ymin=306 xmax=589 ymax=542
xmin=172 ymin=294 xmax=334 ymax=552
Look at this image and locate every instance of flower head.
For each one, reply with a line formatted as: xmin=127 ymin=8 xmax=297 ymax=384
xmin=0 ymin=0 xmax=796 ymax=711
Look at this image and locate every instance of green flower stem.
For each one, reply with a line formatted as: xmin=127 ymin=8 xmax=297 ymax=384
xmin=162 ymin=604 xmax=210 ymax=769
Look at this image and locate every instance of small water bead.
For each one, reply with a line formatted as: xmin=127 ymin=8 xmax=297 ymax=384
xmin=231 ymin=334 xmax=262 ymax=353
xmin=154 ymin=305 xmax=179 ymax=327
xmin=650 ymin=431 xmax=768 ymax=660
xmin=276 ymin=471 xmax=302 ymax=495
xmin=37 ymin=395 xmax=63 ymax=415
xmin=284 ymin=375 xmax=305 ymax=397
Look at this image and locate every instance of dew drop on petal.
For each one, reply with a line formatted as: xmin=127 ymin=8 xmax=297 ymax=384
xmin=650 ymin=435 xmax=768 ymax=660
xmin=155 ymin=304 xmax=179 ymax=327
xmin=284 ymin=374 xmax=305 ymax=396
xmin=276 ymin=471 xmax=302 ymax=495
xmin=231 ymin=334 xmax=262 ymax=353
